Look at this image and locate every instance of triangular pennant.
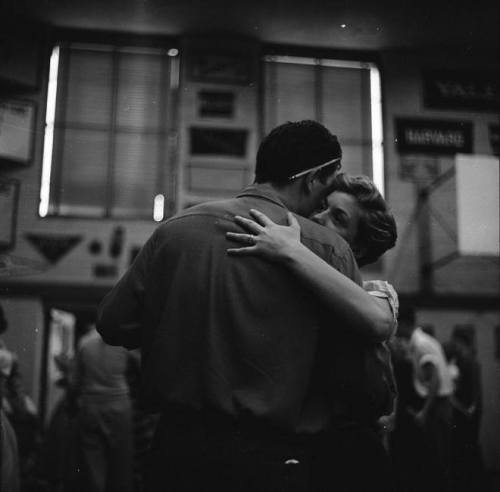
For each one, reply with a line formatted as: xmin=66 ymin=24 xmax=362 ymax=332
xmin=25 ymin=233 xmax=82 ymax=264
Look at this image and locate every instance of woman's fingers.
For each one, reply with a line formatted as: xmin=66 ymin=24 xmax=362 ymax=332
xmin=226 ymin=232 xmax=257 ymax=245
xmin=234 ymin=215 xmax=264 ymax=234
xmin=226 ymin=232 xmax=257 ymax=255
xmin=227 ymin=247 xmax=254 ymax=255
xmin=249 ymin=209 xmax=275 ymax=226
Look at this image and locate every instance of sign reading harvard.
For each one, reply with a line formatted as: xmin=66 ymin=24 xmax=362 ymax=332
xmin=396 ymin=118 xmax=473 ymax=155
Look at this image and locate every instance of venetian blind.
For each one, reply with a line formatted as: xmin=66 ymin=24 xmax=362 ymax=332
xmin=49 ymin=43 xmax=175 ymax=218
xmin=262 ymin=56 xmax=377 ymax=178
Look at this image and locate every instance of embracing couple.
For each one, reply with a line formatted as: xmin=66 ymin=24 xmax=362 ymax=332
xmin=98 ymin=120 xmax=399 ymax=492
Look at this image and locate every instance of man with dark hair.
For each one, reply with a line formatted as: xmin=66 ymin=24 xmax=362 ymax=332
xmin=97 ymin=120 xmax=392 ymax=491
xmin=254 ymin=120 xmax=342 ymax=184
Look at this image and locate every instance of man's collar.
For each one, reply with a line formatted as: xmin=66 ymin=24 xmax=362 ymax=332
xmin=237 ymin=183 xmax=289 ymax=210
xmin=411 ymin=326 xmax=424 ymax=342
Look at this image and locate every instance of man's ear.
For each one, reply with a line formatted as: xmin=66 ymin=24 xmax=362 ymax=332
xmin=299 ymin=174 xmax=315 ymax=195
xmin=304 ymin=169 xmax=323 ymax=193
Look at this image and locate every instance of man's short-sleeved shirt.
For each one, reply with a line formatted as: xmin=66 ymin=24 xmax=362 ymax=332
xmin=76 ymin=329 xmax=130 ymax=397
xmin=410 ymin=327 xmax=453 ymax=397
xmin=98 ymin=183 xmax=361 ymax=434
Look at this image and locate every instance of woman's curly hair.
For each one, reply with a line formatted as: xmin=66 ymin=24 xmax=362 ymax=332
xmin=332 ymin=173 xmax=397 ymax=267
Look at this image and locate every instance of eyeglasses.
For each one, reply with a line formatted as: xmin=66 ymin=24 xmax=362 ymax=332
xmin=288 ymin=157 xmax=342 ymax=181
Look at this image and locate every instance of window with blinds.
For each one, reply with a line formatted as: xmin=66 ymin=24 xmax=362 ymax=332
xmin=262 ymin=56 xmax=384 ymax=194
xmin=41 ymin=43 xmax=179 ymax=219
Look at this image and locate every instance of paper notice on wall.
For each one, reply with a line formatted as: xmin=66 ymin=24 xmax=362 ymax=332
xmin=455 ymin=154 xmax=499 ymax=256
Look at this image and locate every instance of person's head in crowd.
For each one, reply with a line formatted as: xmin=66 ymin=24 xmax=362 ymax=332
xmin=421 ymin=324 xmax=436 ymax=338
xmin=452 ymin=325 xmax=476 ymax=357
xmin=0 ymin=303 xmax=7 ymax=335
xmin=254 ymin=120 xmax=342 ymax=217
xmin=396 ymin=305 xmax=416 ymax=340
xmin=312 ymin=173 xmax=397 ymax=267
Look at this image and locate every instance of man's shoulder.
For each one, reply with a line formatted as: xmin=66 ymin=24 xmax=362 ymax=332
xmin=412 ymin=329 xmax=441 ymax=356
xmin=166 ymin=198 xmax=241 ymax=223
xmin=297 ymin=216 xmax=353 ymax=256
xmin=297 ymin=216 xmax=360 ymax=281
xmin=153 ymin=199 xmax=238 ymax=233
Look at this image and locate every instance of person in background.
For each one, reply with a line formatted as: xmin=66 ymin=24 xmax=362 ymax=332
xmin=35 ymin=350 xmax=81 ymax=492
xmin=73 ymin=324 xmax=134 ymax=492
xmin=126 ymin=349 xmax=160 ymax=492
xmin=97 ymin=120 xmax=395 ymax=492
xmin=396 ymin=306 xmax=454 ymax=492
xmin=387 ymin=333 xmax=424 ymax=492
xmin=0 ymin=302 xmax=40 ymax=492
xmin=448 ymin=326 xmax=485 ymax=491
xmin=0 ymin=303 xmax=21 ymax=492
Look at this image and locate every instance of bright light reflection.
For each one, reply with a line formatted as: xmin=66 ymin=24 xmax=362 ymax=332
xmin=370 ymin=66 xmax=384 ymax=197
xmin=39 ymin=45 xmax=60 ymax=217
xmin=153 ymin=194 xmax=165 ymax=222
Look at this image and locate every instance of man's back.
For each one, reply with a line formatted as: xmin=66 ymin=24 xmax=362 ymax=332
xmin=76 ymin=329 xmax=129 ymax=397
xmin=98 ymin=183 xmax=360 ymax=434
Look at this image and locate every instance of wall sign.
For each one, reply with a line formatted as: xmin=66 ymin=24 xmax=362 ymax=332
xmin=0 ymin=100 xmax=36 ymax=164
xmin=188 ymin=53 xmax=254 ymax=85
xmin=395 ymin=118 xmax=473 ymax=155
xmin=423 ymin=69 xmax=500 ymax=111
xmin=496 ymin=326 xmax=500 ymax=361
xmin=489 ymin=124 xmax=500 ymax=156
xmin=93 ymin=263 xmax=118 ymax=278
xmin=25 ymin=233 xmax=82 ymax=264
xmin=190 ymin=127 xmax=247 ymax=157
xmin=199 ymin=91 xmax=235 ymax=118
xmin=0 ymin=178 xmax=20 ymax=251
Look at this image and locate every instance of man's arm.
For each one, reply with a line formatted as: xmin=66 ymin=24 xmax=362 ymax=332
xmin=278 ymin=242 xmax=394 ymax=341
xmin=227 ymin=210 xmax=395 ymax=342
xmin=413 ymin=361 xmax=439 ymax=426
xmin=96 ymin=232 xmax=156 ymax=349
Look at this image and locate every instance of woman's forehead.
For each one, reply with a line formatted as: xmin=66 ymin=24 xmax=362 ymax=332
xmin=327 ymin=191 xmax=360 ymax=215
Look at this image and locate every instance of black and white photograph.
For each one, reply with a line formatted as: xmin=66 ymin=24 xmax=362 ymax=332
xmin=0 ymin=1 xmax=499 ymax=492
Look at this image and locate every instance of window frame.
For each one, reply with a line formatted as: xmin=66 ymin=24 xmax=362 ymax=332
xmin=40 ymin=29 xmax=180 ymax=221
xmin=260 ymin=44 xmax=385 ymax=196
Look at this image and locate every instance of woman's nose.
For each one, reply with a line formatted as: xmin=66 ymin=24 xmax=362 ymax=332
xmin=311 ymin=212 xmax=325 ymax=225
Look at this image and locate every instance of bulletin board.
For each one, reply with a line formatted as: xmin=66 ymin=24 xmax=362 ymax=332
xmin=0 ymin=99 xmax=36 ymax=164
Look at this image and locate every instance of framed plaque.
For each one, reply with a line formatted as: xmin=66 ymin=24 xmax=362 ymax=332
xmin=188 ymin=53 xmax=254 ymax=85
xmin=0 ymin=100 xmax=36 ymax=164
xmin=199 ymin=91 xmax=235 ymax=118
xmin=190 ymin=127 xmax=248 ymax=157
xmin=0 ymin=178 xmax=20 ymax=251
